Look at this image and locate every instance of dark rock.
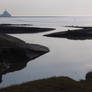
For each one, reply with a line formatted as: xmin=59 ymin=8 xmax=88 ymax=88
xmin=86 ymin=72 xmax=92 ymax=80
xmin=0 ymin=24 xmax=55 ymax=34
xmin=44 ymin=27 xmax=92 ymax=40
xmin=0 ymin=34 xmax=49 ymax=83
xmin=0 ymin=10 xmax=11 ymax=17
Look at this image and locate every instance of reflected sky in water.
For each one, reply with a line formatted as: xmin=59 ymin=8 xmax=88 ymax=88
xmin=0 ymin=16 xmax=92 ymax=88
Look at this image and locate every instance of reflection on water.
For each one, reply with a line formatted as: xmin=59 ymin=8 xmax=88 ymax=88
xmin=0 ymin=46 xmax=49 ymax=87
xmin=1 ymin=16 xmax=92 ymax=88
xmin=1 ymin=27 xmax=92 ymax=88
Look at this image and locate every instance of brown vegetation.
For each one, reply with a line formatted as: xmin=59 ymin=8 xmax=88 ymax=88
xmin=0 ymin=76 xmax=92 ymax=92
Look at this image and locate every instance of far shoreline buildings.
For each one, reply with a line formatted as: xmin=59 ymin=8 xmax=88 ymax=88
xmin=0 ymin=10 xmax=12 ymax=17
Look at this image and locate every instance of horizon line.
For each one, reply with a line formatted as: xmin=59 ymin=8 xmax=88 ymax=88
xmin=1 ymin=15 xmax=92 ymax=18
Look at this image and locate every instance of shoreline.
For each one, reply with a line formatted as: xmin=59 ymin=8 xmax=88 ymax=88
xmin=44 ymin=26 xmax=92 ymax=40
xmin=0 ymin=24 xmax=55 ymax=34
xmin=0 ymin=72 xmax=92 ymax=92
xmin=0 ymin=34 xmax=49 ymax=86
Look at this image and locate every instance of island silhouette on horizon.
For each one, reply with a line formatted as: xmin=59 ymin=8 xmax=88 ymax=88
xmin=0 ymin=10 xmax=12 ymax=17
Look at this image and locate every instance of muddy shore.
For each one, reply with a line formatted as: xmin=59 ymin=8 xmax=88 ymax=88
xmin=44 ymin=26 xmax=92 ymax=40
xmin=0 ymin=24 xmax=55 ymax=34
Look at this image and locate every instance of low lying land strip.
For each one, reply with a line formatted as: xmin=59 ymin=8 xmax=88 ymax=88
xmin=44 ymin=26 xmax=92 ymax=40
xmin=0 ymin=24 xmax=55 ymax=34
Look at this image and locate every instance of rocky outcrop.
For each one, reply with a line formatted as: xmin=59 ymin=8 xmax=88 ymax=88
xmin=0 ymin=34 xmax=49 ymax=83
xmin=44 ymin=27 xmax=92 ymax=40
xmin=86 ymin=72 xmax=92 ymax=80
xmin=0 ymin=24 xmax=55 ymax=34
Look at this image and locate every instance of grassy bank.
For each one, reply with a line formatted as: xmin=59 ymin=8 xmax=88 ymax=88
xmin=0 ymin=76 xmax=92 ymax=92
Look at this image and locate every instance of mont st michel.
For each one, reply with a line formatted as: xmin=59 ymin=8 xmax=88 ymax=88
xmin=0 ymin=10 xmax=12 ymax=17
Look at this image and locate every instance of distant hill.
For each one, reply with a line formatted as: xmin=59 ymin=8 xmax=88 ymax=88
xmin=0 ymin=10 xmax=12 ymax=17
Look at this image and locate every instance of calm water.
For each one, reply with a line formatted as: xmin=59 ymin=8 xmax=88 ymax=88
xmin=0 ymin=16 xmax=92 ymax=88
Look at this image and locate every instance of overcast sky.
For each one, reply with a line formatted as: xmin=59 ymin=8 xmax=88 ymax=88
xmin=0 ymin=0 xmax=92 ymax=16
